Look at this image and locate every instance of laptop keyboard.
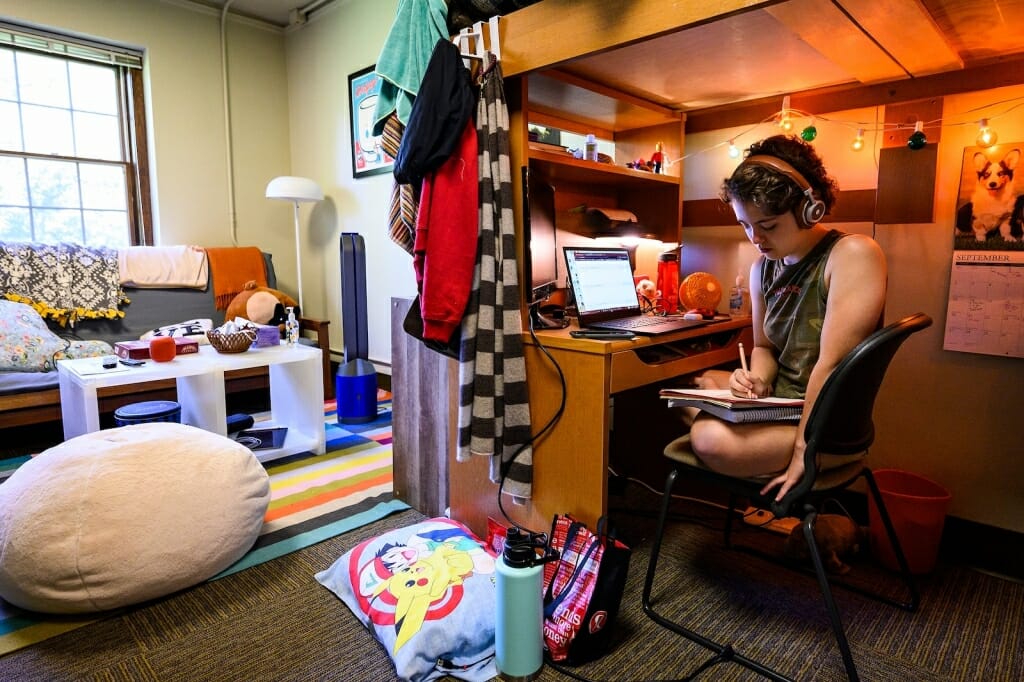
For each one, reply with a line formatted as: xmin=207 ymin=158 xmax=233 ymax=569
xmin=599 ymin=316 xmax=673 ymax=329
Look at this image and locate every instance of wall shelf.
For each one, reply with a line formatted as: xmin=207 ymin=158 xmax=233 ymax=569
xmin=529 ymin=145 xmax=680 ymax=188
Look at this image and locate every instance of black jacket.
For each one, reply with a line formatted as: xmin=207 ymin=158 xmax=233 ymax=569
xmin=393 ymin=39 xmax=476 ymax=186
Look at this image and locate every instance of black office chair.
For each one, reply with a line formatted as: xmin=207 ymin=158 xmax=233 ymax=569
xmin=642 ymin=312 xmax=932 ymax=682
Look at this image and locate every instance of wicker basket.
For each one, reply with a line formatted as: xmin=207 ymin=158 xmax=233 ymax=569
xmin=206 ymin=329 xmax=256 ymax=353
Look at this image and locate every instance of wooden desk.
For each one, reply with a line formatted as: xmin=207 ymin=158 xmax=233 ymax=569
xmin=448 ymin=317 xmax=753 ymax=537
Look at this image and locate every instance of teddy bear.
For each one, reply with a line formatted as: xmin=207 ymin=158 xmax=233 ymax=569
xmin=783 ymin=514 xmax=866 ymax=575
xmin=224 ymin=280 xmax=299 ymax=329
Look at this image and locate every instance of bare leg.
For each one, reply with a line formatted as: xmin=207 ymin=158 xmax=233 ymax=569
xmin=689 ymin=412 xmax=796 ymax=477
xmin=694 ymin=369 xmax=732 ymax=389
xmin=677 ymin=370 xmax=734 ymax=426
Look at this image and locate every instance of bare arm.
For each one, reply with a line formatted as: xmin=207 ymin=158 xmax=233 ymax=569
xmin=730 ymin=257 xmax=777 ymax=398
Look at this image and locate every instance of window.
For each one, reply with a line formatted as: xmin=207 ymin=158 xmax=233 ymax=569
xmin=0 ymin=22 xmax=150 ymax=247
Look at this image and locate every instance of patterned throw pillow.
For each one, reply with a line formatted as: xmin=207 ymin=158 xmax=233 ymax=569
xmin=140 ymin=318 xmax=212 ymax=344
xmin=316 ymin=518 xmax=498 ymax=682
xmin=54 ymin=339 xmax=115 ymax=363
xmin=0 ymin=300 xmax=68 ymax=372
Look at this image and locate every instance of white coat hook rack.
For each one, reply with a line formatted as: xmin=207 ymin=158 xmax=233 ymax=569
xmin=454 ymin=15 xmax=501 ymax=68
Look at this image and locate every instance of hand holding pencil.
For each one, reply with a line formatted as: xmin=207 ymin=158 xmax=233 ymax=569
xmin=735 ymin=342 xmax=756 ymax=399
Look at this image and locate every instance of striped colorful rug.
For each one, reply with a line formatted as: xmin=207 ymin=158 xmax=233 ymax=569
xmin=0 ymin=393 xmax=408 ymax=656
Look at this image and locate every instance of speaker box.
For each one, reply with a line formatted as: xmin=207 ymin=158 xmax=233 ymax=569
xmin=336 ymin=233 xmax=378 ymax=424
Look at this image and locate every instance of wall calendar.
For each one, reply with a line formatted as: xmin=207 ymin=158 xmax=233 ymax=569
xmin=943 ymin=252 xmax=1024 ymax=358
xmin=943 ymin=144 xmax=1024 ymax=359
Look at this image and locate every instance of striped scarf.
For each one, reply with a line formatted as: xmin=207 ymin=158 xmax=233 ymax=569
xmin=456 ymin=58 xmax=534 ymax=500
xmin=382 ymin=114 xmax=416 ymax=254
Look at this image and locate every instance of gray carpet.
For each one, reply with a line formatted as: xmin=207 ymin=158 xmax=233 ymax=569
xmin=1 ymin=484 xmax=1022 ymax=682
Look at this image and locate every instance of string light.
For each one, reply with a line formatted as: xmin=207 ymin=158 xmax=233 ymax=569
xmin=976 ymin=118 xmax=998 ymax=147
xmin=801 ymin=117 xmax=818 ymax=141
xmin=907 ymin=121 xmax=927 ymax=150
xmin=851 ymin=128 xmax=865 ymax=152
xmin=672 ymin=94 xmax=1024 ymax=164
xmin=777 ymin=95 xmax=793 ymax=131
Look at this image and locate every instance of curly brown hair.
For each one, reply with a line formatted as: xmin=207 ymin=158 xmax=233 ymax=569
xmin=720 ymin=135 xmax=839 ymax=221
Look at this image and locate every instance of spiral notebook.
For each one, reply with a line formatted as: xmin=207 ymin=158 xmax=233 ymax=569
xmin=660 ymin=388 xmax=803 ymax=423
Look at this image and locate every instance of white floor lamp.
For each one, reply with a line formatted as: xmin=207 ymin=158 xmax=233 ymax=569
xmin=265 ymin=176 xmax=323 ymax=312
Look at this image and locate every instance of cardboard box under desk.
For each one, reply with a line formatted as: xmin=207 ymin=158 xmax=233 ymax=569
xmin=114 ymin=338 xmax=200 ymax=360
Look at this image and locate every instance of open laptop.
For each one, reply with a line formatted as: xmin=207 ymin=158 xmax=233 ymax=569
xmin=563 ymin=246 xmax=712 ymax=335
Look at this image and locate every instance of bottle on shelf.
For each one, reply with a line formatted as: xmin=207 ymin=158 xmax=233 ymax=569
xmin=656 ymin=247 xmax=680 ymax=314
xmin=729 ymin=272 xmax=750 ymax=316
xmin=584 ymin=133 xmax=598 ymax=162
xmin=285 ymin=307 xmax=299 ymax=346
xmin=650 ymin=141 xmax=664 ymax=174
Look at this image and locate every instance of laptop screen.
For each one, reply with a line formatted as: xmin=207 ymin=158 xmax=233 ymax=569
xmin=563 ymin=247 xmax=642 ymax=323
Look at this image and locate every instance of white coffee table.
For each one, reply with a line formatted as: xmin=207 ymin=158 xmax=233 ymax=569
xmin=57 ymin=343 xmax=325 ymax=463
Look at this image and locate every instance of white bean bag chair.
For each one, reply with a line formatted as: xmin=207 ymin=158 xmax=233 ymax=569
xmin=0 ymin=422 xmax=270 ymax=614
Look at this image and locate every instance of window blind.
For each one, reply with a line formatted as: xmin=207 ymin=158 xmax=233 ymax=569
xmin=0 ymin=20 xmax=142 ymax=69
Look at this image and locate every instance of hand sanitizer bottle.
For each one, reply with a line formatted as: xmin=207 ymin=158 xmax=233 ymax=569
xmin=729 ymin=273 xmax=750 ymax=316
xmin=285 ymin=307 xmax=299 ymax=346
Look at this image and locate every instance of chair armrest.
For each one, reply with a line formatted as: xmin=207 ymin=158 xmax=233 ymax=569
xmin=299 ymin=317 xmax=333 ymax=400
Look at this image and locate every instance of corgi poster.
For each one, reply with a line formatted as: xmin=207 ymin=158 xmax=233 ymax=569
xmin=954 ymin=145 xmax=1024 ymax=249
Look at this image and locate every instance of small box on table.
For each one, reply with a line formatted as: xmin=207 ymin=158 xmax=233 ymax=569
xmin=114 ymin=338 xmax=200 ymax=360
xmin=253 ymin=324 xmax=282 ymax=348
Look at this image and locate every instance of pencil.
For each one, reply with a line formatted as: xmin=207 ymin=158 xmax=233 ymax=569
xmin=738 ymin=343 xmax=754 ymax=398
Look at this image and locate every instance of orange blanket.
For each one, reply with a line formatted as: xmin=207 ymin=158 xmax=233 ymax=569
xmin=206 ymin=247 xmax=268 ymax=310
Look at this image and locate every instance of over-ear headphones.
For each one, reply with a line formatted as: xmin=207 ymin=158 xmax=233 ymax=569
xmin=741 ymin=155 xmax=827 ymax=228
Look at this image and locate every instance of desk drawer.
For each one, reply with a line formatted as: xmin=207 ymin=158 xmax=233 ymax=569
xmin=609 ymin=326 xmax=753 ymax=393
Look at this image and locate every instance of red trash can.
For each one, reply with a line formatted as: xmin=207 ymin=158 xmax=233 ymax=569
xmin=868 ymin=469 xmax=951 ymax=574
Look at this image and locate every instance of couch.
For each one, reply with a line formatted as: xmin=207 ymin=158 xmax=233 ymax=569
xmin=0 ymin=250 xmax=332 ymax=429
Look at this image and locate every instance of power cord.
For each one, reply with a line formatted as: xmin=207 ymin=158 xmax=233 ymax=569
xmin=495 ymin=301 xmax=567 ymax=535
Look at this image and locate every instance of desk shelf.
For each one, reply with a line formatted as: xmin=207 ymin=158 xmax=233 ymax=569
xmin=529 ymin=146 xmax=680 ymax=188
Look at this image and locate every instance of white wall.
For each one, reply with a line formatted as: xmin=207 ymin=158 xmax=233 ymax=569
xmin=283 ymin=0 xmax=416 ymax=370
xmin=681 ymin=91 xmax=1024 ymax=532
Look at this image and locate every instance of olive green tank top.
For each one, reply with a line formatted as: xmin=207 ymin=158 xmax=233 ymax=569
xmin=759 ymin=229 xmax=846 ymax=399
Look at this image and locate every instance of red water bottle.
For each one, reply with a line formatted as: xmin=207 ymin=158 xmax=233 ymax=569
xmin=656 ymin=249 xmax=680 ymax=314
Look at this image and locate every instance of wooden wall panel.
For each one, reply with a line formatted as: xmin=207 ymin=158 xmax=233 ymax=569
xmin=390 ymin=297 xmax=451 ymax=517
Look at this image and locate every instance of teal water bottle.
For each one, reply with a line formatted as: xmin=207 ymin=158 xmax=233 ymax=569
xmin=495 ymin=528 xmax=552 ymax=681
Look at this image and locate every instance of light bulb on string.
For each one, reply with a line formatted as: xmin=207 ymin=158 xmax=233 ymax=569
xmin=777 ymin=95 xmax=793 ymax=131
xmin=728 ymin=139 xmax=740 ymax=158
xmin=801 ymin=118 xmax=817 ymax=142
xmin=907 ymin=121 xmax=927 ymax=150
xmin=851 ymin=128 xmax=865 ymax=152
xmin=976 ymin=118 xmax=998 ymax=147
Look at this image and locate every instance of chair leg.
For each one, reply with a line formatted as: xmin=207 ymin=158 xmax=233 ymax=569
xmin=862 ymin=470 xmax=920 ymax=611
xmin=642 ymin=469 xmax=678 ymax=615
xmin=642 ymin=469 xmax=793 ymax=682
xmin=800 ymin=506 xmax=860 ymax=682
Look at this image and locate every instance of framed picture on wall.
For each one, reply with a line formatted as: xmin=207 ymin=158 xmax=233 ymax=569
xmin=952 ymin=145 xmax=1023 ymax=250
xmin=348 ymin=65 xmax=394 ymax=179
